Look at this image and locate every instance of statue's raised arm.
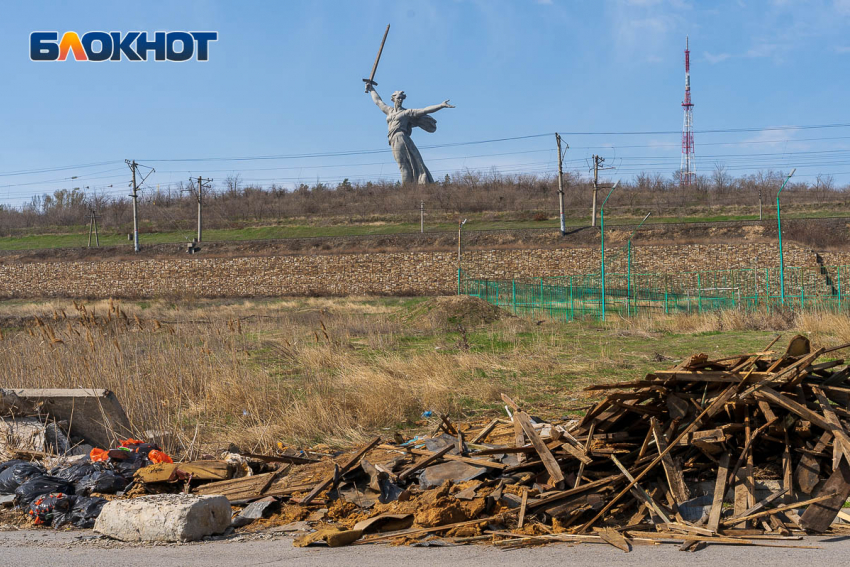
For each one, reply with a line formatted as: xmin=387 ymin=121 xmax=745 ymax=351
xmin=410 ymin=100 xmax=456 ymax=118
xmin=367 ymin=84 xmax=392 ymax=115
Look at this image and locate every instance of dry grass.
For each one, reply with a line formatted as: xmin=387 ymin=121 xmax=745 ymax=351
xmin=607 ymin=307 xmax=799 ymax=335
xmin=0 ymin=298 xmax=518 ymax=454
xmin=4 ymin=297 xmax=850 ymax=457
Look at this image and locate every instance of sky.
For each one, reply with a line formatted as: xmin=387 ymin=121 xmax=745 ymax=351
xmin=2 ymin=0 xmax=850 ymax=206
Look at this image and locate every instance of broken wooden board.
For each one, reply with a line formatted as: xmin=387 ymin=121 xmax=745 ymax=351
xmin=799 ymin=458 xmax=850 ymax=533
xmin=515 ymin=410 xmax=565 ymax=486
xmin=135 ymin=461 xmax=232 ymax=483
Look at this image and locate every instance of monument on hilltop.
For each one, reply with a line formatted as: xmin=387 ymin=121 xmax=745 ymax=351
xmin=363 ymin=25 xmax=455 ymax=185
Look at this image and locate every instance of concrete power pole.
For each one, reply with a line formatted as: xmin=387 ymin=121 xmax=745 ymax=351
xmin=192 ymin=176 xmax=213 ymax=242
xmin=125 ymin=160 xmax=154 ymax=253
xmin=127 ymin=160 xmax=140 ymax=253
xmin=555 ymin=134 xmax=568 ymax=236
xmin=591 ymin=155 xmax=604 ymax=228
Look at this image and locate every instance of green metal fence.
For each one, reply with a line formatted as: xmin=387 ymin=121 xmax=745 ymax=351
xmin=459 ymin=265 xmax=850 ymax=321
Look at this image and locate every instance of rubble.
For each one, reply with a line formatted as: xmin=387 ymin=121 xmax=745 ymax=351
xmin=94 ymin=494 xmax=231 ymax=542
xmin=2 ymin=335 xmax=850 ymax=552
xmin=5 ymin=389 xmax=132 ymax=449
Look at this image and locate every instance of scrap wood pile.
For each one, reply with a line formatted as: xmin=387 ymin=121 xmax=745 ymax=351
xmin=116 ymin=333 xmax=848 ymax=551
xmin=4 ymin=334 xmax=850 ymax=551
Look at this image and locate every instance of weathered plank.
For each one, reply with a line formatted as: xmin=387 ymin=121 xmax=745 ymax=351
xmin=795 ymin=431 xmax=833 ymax=495
xmin=799 ymin=458 xmax=850 ymax=533
xmin=707 ymin=452 xmax=731 ymax=532
xmin=753 ymin=387 xmax=831 ymax=431
xmin=650 ymin=418 xmax=689 ymax=504
xmin=299 ymin=437 xmax=381 ymax=505
xmin=397 ymin=444 xmax=453 ymax=481
xmin=515 ymin=410 xmax=565 ymax=486
xmin=470 ymin=419 xmax=500 ymax=444
xmin=377 ymin=444 xmax=506 ymax=469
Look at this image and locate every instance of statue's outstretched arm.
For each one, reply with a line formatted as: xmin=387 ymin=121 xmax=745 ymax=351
xmin=369 ymin=87 xmax=392 ymax=115
xmin=414 ymin=100 xmax=456 ymax=116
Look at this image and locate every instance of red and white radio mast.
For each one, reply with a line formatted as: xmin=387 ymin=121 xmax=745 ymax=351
xmin=681 ymin=36 xmax=696 ymax=185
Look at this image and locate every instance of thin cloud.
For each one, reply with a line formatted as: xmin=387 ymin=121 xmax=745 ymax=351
xmin=704 ymin=51 xmax=731 ymax=64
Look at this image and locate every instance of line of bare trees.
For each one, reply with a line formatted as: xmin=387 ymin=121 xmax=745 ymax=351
xmin=0 ymin=167 xmax=847 ymax=236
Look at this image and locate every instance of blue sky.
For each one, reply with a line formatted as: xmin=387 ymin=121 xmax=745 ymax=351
xmin=2 ymin=0 xmax=850 ymax=205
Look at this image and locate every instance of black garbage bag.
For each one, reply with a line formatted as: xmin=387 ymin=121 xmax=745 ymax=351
xmin=26 ymin=492 xmax=75 ymax=526
xmin=14 ymin=476 xmax=75 ymax=505
xmin=50 ymin=461 xmax=100 ymax=483
xmin=0 ymin=462 xmax=46 ymax=494
xmin=111 ymin=454 xmax=145 ymax=477
xmin=0 ymin=460 xmax=28 ymax=474
xmin=53 ymin=496 xmax=107 ymax=529
xmin=75 ymin=470 xmax=128 ymax=496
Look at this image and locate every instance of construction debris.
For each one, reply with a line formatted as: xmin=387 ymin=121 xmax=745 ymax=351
xmin=2 ymin=335 xmax=850 ymax=551
xmin=94 ymin=494 xmax=232 ymax=542
xmin=4 ymin=388 xmax=132 ymax=449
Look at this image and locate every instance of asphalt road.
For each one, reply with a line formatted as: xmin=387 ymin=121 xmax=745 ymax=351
xmin=1 ymin=530 xmax=850 ymax=567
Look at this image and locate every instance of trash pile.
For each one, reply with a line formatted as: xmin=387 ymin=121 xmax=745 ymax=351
xmin=0 ymin=439 xmax=173 ymax=528
xmin=3 ymin=335 xmax=850 ymax=551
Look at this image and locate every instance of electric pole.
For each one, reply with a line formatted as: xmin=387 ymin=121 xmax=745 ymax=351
xmin=555 ymin=134 xmax=568 ymax=236
xmin=186 ymin=176 xmax=213 ymax=242
xmin=125 ymin=160 xmax=154 ymax=253
xmin=128 ymin=160 xmax=140 ymax=252
xmin=591 ymin=155 xmax=604 ymax=227
xmin=87 ymin=209 xmax=101 ymax=248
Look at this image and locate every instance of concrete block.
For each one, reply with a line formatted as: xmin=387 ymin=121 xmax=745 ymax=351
xmin=94 ymin=494 xmax=232 ymax=542
xmin=9 ymin=389 xmax=132 ymax=448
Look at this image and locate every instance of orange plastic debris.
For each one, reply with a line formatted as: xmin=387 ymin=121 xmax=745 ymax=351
xmin=89 ymin=448 xmax=109 ymax=462
xmin=147 ymin=449 xmax=173 ymax=464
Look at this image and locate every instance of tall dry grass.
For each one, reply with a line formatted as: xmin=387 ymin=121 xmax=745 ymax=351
xmin=4 ymin=298 xmax=850 ymax=456
xmin=0 ymin=299 xmax=515 ymax=454
xmin=605 ymin=305 xmax=850 ymax=347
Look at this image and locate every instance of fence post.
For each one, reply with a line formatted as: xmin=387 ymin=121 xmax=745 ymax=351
xmin=512 ymin=279 xmax=517 ymax=315
xmin=665 ymin=291 xmax=668 ymax=314
xmin=570 ymin=276 xmax=574 ymax=320
xmin=540 ymin=277 xmax=544 ymax=319
xmin=765 ymin=268 xmax=770 ymax=314
xmin=697 ymin=273 xmax=703 ymax=313
xmin=839 ymin=266 xmax=843 ymax=309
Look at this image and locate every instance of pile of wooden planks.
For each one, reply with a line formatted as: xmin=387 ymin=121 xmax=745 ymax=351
xmin=133 ymin=336 xmax=850 ymax=550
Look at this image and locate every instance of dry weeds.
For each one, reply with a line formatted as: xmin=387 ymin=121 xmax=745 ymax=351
xmin=3 ymin=297 xmax=850 ymax=457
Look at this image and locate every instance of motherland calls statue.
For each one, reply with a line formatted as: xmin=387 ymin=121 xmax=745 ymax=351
xmin=366 ymin=85 xmax=455 ymax=185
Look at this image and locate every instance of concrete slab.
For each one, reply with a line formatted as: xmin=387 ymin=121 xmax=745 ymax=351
xmin=94 ymin=494 xmax=232 ymax=542
xmin=8 ymin=389 xmax=132 ymax=448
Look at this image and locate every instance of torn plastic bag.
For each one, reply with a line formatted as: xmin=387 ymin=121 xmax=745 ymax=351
xmin=111 ymin=455 xmax=145 ymax=477
xmin=27 ymin=492 xmax=74 ymax=526
xmin=53 ymin=496 xmax=107 ymax=529
xmin=50 ymin=462 xmax=100 ymax=484
xmin=0 ymin=460 xmax=28 ymax=474
xmin=14 ymin=476 xmax=75 ymax=505
xmin=75 ymin=470 xmax=128 ymax=495
xmin=0 ymin=462 xmax=46 ymax=494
